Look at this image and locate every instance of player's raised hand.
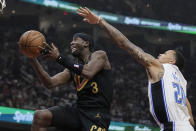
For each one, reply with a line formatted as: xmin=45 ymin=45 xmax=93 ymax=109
xmin=48 ymin=43 xmax=60 ymax=60
xmin=40 ymin=42 xmax=60 ymax=61
xmin=77 ymin=7 xmax=101 ymax=24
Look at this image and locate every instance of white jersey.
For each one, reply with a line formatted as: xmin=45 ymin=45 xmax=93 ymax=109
xmin=148 ymin=64 xmax=194 ymax=131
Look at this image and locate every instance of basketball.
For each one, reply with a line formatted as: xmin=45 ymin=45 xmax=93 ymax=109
xmin=18 ymin=30 xmax=46 ymax=58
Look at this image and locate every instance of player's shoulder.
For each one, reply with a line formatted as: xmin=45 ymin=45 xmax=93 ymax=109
xmin=162 ymin=63 xmax=170 ymax=67
xmin=93 ymin=50 xmax=107 ymax=55
xmin=162 ymin=63 xmax=175 ymax=69
xmin=91 ymin=50 xmax=107 ymax=58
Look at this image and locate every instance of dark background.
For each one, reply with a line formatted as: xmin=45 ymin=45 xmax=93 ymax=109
xmin=0 ymin=0 xmax=196 ymax=130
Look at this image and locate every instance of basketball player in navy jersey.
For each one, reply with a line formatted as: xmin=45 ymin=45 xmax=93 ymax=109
xmin=29 ymin=33 xmax=113 ymax=131
xmin=78 ymin=7 xmax=194 ymax=131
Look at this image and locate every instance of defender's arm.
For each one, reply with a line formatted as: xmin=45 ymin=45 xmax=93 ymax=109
xmin=77 ymin=7 xmax=160 ymax=68
xmin=100 ymin=19 xmax=156 ymax=67
xmin=77 ymin=7 xmax=163 ymax=83
xmin=186 ymin=98 xmax=195 ymax=127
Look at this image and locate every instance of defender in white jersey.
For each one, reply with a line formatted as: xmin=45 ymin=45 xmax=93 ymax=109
xmin=149 ymin=63 xmax=194 ymax=131
xmin=77 ymin=7 xmax=195 ymax=131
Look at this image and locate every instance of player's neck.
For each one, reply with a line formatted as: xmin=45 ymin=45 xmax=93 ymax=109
xmin=79 ymin=49 xmax=91 ymax=64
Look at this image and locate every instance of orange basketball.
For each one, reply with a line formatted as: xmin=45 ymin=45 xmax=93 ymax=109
xmin=18 ymin=30 xmax=46 ymax=58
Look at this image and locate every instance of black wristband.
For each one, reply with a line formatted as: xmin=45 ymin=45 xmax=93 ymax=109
xmin=56 ymin=56 xmax=83 ymax=75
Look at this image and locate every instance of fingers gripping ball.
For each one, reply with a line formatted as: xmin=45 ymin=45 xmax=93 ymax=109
xmin=18 ymin=30 xmax=46 ymax=58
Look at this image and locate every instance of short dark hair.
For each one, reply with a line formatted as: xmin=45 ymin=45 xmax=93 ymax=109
xmin=174 ymin=50 xmax=185 ymax=71
xmin=73 ymin=33 xmax=94 ymax=52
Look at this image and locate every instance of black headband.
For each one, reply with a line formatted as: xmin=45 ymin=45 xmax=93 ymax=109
xmin=73 ymin=33 xmax=94 ymax=51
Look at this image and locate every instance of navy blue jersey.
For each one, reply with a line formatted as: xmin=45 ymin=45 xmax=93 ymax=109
xmin=72 ymin=69 xmax=112 ymax=112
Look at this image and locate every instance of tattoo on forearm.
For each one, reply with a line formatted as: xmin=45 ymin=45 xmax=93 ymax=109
xmin=129 ymin=49 xmax=153 ymax=65
xmin=100 ymin=20 xmax=154 ymax=66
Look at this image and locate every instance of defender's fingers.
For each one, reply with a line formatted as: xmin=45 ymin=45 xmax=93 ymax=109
xmin=79 ymin=7 xmax=89 ymax=14
xmin=77 ymin=12 xmax=87 ymax=17
xmin=83 ymin=18 xmax=89 ymax=23
xmin=85 ymin=7 xmax=91 ymax=13
xmin=77 ymin=8 xmax=87 ymax=14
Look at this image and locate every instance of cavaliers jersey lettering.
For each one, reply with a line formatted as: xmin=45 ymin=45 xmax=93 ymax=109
xmin=148 ymin=64 xmax=194 ymax=131
xmin=74 ymin=75 xmax=89 ymax=91
xmin=72 ymin=70 xmax=113 ymax=110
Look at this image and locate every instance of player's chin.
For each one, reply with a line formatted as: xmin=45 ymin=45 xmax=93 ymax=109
xmin=72 ymin=50 xmax=80 ymax=57
xmin=157 ymin=59 xmax=163 ymax=63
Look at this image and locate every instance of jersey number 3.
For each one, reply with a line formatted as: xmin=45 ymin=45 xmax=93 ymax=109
xmin=91 ymin=82 xmax=98 ymax=94
xmin=172 ymin=82 xmax=186 ymax=106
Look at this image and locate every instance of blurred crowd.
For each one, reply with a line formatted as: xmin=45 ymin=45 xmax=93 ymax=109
xmin=0 ymin=16 xmax=196 ymax=127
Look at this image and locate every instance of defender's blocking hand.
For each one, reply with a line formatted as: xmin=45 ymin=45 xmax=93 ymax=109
xmin=77 ymin=7 xmax=101 ymax=24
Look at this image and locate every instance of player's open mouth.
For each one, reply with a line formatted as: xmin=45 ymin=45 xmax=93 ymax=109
xmin=71 ymin=47 xmax=77 ymax=52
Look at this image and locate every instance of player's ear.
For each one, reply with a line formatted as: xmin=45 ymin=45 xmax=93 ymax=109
xmin=84 ymin=41 xmax=89 ymax=48
xmin=169 ymin=59 xmax=176 ymax=65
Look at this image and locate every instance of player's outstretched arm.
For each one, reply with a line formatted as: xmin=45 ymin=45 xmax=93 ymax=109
xmin=186 ymin=98 xmax=195 ymax=127
xmin=77 ymin=7 xmax=159 ymax=68
xmin=30 ymin=58 xmax=71 ymax=89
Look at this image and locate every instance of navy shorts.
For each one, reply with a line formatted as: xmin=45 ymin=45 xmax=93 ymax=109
xmin=48 ymin=106 xmax=110 ymax=131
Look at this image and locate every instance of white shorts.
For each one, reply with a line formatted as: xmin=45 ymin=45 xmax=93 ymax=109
xmin=160 ymin=121 xmax=194 ymax=131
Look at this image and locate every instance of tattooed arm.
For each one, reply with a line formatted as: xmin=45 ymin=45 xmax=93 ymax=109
xmin=99 ymin=19 xmax=165 ymax=82
xmin=77 ymin=7 xmax=164 ymax=82
xmin=99 ymin=19 xmax=155 ymax=67
xmin=98 ymin=19 xmax=164 ymax=81
xmin=78 ymin=7 xmax=159 ymax=67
